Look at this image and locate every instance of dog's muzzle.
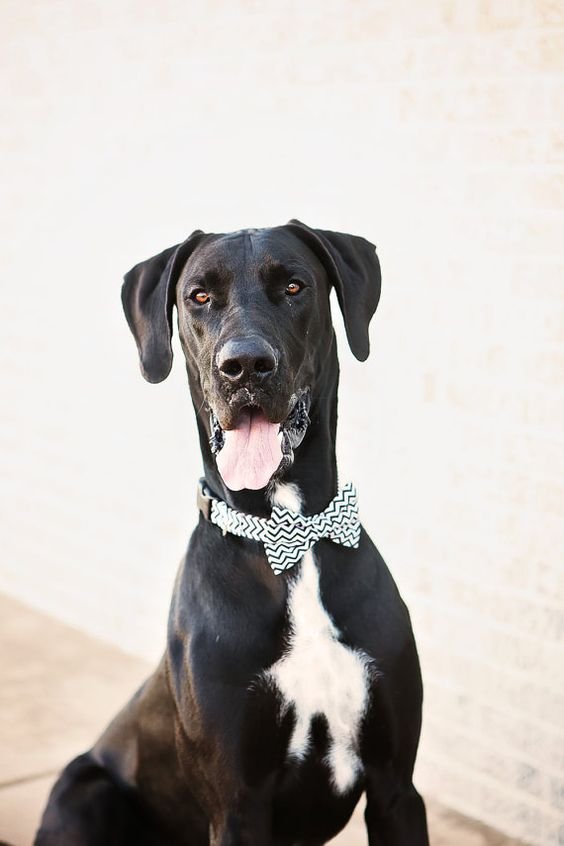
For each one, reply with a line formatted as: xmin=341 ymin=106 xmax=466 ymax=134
xmin=209 ymin=390 xmax=311 ymax=491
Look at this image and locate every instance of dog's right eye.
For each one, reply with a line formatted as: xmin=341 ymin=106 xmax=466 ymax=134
xmin=190 ymin=290 xmax=210 ymax=305
xmin=285 ymin=280 xmax=304 ymax=296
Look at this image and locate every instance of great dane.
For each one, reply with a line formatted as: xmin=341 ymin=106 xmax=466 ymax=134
xmin=35 ymin=220 xmax=429 ymax=845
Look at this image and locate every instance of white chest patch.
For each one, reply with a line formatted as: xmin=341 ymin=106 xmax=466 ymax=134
xmin=264 ymin=484 xmax=373 ymax=794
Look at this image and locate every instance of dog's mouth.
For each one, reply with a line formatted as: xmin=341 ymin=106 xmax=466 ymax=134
xmin=209 ymin=390 xmax=310 ymax=491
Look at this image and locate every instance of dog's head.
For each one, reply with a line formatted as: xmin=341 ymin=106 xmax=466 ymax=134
xmin=122 ymin=220 xmax=381 ymax=491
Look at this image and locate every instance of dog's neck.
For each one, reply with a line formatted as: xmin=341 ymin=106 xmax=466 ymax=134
xmin=191 ymin=356 xmax=340 ymax=519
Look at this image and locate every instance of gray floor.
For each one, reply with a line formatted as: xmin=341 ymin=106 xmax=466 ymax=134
xmin=0 ymin=595 xmax=527 ymax=846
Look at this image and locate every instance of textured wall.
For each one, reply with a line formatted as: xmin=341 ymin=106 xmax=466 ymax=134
xmin=1 ymin=2 xmax=563 ymax=844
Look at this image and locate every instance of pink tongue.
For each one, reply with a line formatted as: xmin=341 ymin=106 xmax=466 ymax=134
xmin=217 ymin=409 xmax=283 ymax=491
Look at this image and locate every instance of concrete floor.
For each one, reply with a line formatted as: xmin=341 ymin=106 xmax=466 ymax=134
xmin=0 ymin=594 xmax=527 ymax=846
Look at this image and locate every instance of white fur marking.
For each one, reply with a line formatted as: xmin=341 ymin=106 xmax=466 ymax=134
xmin=270 ymin=482 xmax=303 ymax=512
xmin=266 ymin=484 xmax=371 ymax=793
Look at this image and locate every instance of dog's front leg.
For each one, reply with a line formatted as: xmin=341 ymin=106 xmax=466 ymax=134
xmin=208 ymin=787 xmax=273 ymax=846
xmin=364 ymin=777 xmax=429 ymax=846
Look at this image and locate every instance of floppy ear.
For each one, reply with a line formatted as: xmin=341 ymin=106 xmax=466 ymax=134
xmin=121 ymin=230 xmax=206 ymax=382
xmin=286 ymin=219 xmax=381 ymax=361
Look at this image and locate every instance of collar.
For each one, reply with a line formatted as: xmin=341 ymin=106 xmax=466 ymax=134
xmin=197 ymin=479 xmax=361 ymax=575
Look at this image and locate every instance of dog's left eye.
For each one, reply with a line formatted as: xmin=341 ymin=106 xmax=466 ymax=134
xmin=285 ymin=280 xmax=304 ymax=296
xmin=190 ymin=290 xmax=210 ymax=305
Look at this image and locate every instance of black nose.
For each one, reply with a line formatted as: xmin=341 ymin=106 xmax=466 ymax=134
xmin=217 ymin=336 xmax=277 ymax=383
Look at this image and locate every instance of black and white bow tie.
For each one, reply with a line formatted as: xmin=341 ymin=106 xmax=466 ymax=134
xmin=197 ymin=480 xmax=361 ymax=575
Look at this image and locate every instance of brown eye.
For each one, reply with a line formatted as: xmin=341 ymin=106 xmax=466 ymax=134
xmin=191 ymin=290 xmax=210 ymax=305
xmin=285 ymin=280 xmax=303 ymax=296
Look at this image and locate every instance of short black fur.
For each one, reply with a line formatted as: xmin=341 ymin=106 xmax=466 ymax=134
xmin=36 ymin=221 xmax=428 ymax=846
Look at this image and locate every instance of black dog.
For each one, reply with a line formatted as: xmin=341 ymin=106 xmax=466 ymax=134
xmin=36 ymin=221 xmax=429 ymax=845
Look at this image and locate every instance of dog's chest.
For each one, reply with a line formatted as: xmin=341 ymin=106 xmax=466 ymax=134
xmin=265 ymin=547 xmax=371 ymax=794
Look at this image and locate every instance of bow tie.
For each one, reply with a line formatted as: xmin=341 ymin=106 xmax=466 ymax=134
xmin=197 ymin=480 xmax=361 ymax=575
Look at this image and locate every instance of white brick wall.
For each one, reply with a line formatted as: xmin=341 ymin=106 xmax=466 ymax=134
xmin=1 ymin=2 xmax=562 ymax=843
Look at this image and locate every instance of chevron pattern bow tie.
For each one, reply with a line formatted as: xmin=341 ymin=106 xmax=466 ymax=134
xmin=203 ymin=482 xmax=361 ymax=575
